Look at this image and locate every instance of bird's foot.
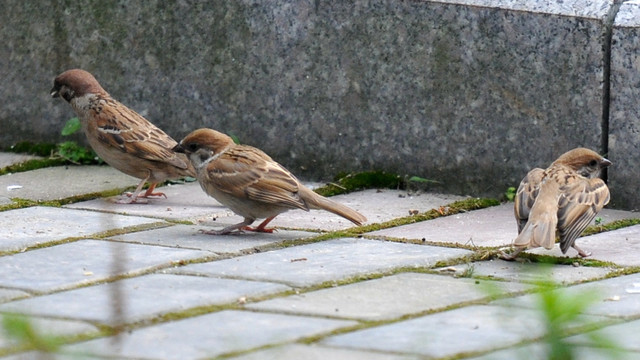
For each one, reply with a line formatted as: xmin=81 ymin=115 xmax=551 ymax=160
xmin=241 ymin=226 xmax=276 ymax=233
xmin=115 ymin=196 xmax=148 ymax=204
xmin=123 ymin=191 xmax=167 ymax=199
xmin=573 ymin=245 xmax=592 ymax=258
xmin=498 ymin=247 xmax=523 ymax=261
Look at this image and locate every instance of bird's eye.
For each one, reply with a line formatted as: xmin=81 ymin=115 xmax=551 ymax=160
xmin=187 ymin=143 xmax=198 ymax=152
xmin=589 ymin=160 xmax=598 ymax=167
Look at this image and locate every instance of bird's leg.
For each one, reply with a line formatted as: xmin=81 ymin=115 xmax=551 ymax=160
xmin=573 ymin=244 xmax=592 ymax=258
xmin=243 ymin=216 xmax=277 ymax=233
xmin=499 ymin=246 xmax=524 ymax=261
xmin=200 ymin=218 xmax=255 ymax=235
xmin=140 ymin=183 xmax=167 ymax=199
xmin=121 ymin=172 xmax=166 ymax=202
xmin=117 ymin=178 xmax=149 ymax=204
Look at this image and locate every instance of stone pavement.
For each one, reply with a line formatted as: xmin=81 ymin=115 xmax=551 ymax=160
xmin=1 ymin=159 xmax=640 ymax=359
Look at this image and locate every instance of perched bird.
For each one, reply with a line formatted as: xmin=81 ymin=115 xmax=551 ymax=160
xmin=502 ymin=148 xmax=611 ymax=260
xmin=173 ymin=128 xmax=367 ymax=234
xmin=50 ymin=69 xmax=195 ymax=203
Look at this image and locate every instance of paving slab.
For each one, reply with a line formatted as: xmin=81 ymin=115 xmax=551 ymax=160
xmin=108 ymin=224 xmax=315 ymax=254
xmin=528 ymin=225 xmax=640 ymax=266
xmin=64 ymin=182 xmax=237 ymax=222
xmin=0 ymin=206 xmax=162 ymax=252
xmin=67 ymin=187 xmax=464 ymax=231
xmin=0 ymin=352 xmax=85 ymax=360
xmin=0 ymin=289 xmax=29 ymax=304
xmin=265 ymin=190 xmax=467 ymax=231
xmin=227 ymin=344 xmax=421 ymax=360
xmin=366 ymin=204 xmax=640 ymax=248
xmin=367 ymin=203 xmax=515 ymax=247
xmin=367 ymin=203 xmax=640 ymax=247
xmin=0 ymin=165 xmax=139 ymax=201
xmin=0 ymin=317 xmax=98 ymax=349
xmin=0 ymin=274 xmax=289 ymax=325
xmin=322 ymin=305 xmax=607 ymax=358
xmin=0 ymin=152 xmax=43 ymax=169
xmin=443 ymin=260 xmax=614 ymax=285
xmin=62 ymin=310 xmax=356 ymax=360
xmin=247 ymin=272 xmax=530 ymax=321
xmin=566 ymin=318 xmax=640 ymax=351
xmin=468 ymin=342 xmax=640 ymax=360
xmin=494 ymin=272 xmax=640 ymax=319
xmin=0 ymin=240 xmax=211 ymax=293
xmin=170 ymin=238 xmax=472 ymax=287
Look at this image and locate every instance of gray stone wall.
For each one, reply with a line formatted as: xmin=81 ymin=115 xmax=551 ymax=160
xmin=609 ymin=2 xmax=640 ymax=210
xmin=1 ymin=0 xmax=638 ymax=208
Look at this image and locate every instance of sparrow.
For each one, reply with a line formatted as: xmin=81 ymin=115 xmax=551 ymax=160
xmin=173 ymin=128 xmax=367 ymax=234
xmin=501 ymin=147 xmax=611 ymax=260
xmin=50 ymin=69 xmax=195 ymax=203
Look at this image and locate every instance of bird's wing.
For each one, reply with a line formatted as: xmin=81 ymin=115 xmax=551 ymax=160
xmin=208 ymin=146 xmax=309 ymax=211
xmin=557 ymin=177 xmax=610 ymax=253
xmin=514 ymin=168 xmax=545 ymax=233
xmin=91 ymin=99 xmax=189 ymax=169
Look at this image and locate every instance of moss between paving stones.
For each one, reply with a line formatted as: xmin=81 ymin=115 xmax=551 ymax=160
xmin=313 ymin=171 xmax=403 ymax=197
xmin=0 ymin=186 xmax=139 ymax=212
xmin=0 ymin=222 xmax=172 ymax=257
xmin=0 ymin=158 xmax=69 ymax=176
xmin=582 ymin=218 xmax=640 ymax=236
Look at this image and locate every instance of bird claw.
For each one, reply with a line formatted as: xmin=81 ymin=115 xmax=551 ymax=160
xmin=498 ymin=247 xmax=523 ymax=261
xmin=498 ymin=250 xmax=517 ymax=261
xmin=242 ymin=226 xmax=276 ymax=233
xmin=115 ymin=196 xmax=148 ymax=204
xmin=143 ymin=192 xmax=168 ymax=199
xmin=124 ymin=191 xmax=167 ymax=199
xmin=573 ymin=245 xmax=592 ymax=258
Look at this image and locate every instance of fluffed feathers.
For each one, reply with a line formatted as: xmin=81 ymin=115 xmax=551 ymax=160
xmin=51 ymin=69 xmax=195 ymax=203
xmin=174 ymin=128 xmax=367 ymax=234
xmin=503 ymin=147 xmax=611 ymax=260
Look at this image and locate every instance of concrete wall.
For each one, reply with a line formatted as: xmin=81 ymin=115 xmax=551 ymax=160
xmin=1 ymin=0 xmax=638 ymax=208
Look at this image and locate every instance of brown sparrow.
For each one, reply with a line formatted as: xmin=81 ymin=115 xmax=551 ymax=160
xmin=50 ymin=69 xmax=195 ymax=203
xmin=173 ymin=128 xmax=367 ymax=234
xmin=502 ymin=148 xmax=611 ymax=260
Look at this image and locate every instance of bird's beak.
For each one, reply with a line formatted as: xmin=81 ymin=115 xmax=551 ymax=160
xmin=601 ymin=158 xmax=612 ymax=168
xmin=172 ymin=144 xmax=185 ymax=153
xmin=50 ymin=86 xmax=60 ymax=98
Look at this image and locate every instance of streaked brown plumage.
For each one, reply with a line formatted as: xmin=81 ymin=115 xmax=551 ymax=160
xmin=502 ymin=148 xmax=611 ymax=260
xmin=50 ymin=69 xmax=195 ymax=203
xmin=174 ymin=128 xmax=367 ymax=234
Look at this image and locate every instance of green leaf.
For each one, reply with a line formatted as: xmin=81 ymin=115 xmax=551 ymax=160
xmin=229 ymin=133 xmax=241 ymax=145
xmin=61 ymin=117 xmax=81 ymax=136
xmin=408 ymin=176 xmax=439 ymax=184
xmin=56 ymin=141 xmax=99 ymax=164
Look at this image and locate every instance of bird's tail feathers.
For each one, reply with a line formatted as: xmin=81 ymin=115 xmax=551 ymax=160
xmin=513 ymin=212 xmax=557 ymax=250
xmin=303 ymin=190 xmax=367 ymax=226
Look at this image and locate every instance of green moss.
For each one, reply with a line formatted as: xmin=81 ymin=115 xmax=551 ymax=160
xmin=5 ymin=141 xmax=57 ymax=156
xmin=314 ymin=171 xmax=403 ymax=197
xmin=509 ymin=252 xmax=619 ymax=268
xmin=2 ymin=139 xmax=103 ymax=176
xmin=0 ymin=158 xmax=68 ymax=176
xmin=268 ymin=197 xmax=500 ymax=252
xmin=582 ymin=218 xmax=640 ymax=237
xmin=605 ymin=266 xmax=640 ymax=278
